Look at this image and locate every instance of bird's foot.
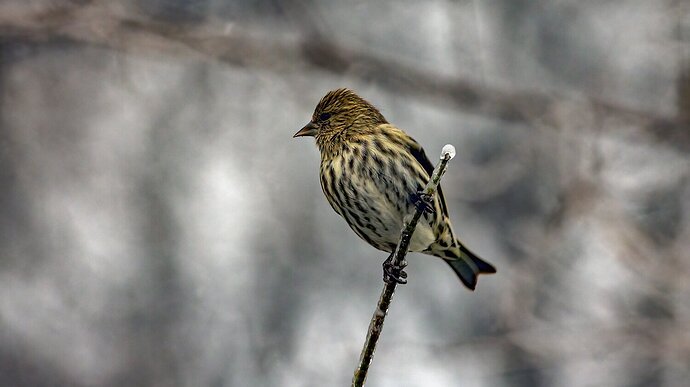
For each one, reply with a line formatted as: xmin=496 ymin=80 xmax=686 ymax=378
xmin=383 ymin=253 xmax=408 ymax=284
xmin=410 ymin=191 xmax=434 ymax=214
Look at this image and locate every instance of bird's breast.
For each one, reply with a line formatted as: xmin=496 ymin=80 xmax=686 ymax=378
xmin=319 ymin=144 xmax=438 ymax=253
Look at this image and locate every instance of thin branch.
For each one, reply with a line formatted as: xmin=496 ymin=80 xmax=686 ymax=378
xmin=352 ymin=145 xmax=456 ymax=387
xmin=0 ymin=3 xmax=687 ymax=152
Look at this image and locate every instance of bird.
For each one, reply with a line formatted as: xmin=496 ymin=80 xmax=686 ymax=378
xmin=294 ymin=88 xmax=496 ymax=290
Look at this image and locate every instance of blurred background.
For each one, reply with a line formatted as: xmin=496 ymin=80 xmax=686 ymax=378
xmin=1 ymin=1 xmax=689 ymax=386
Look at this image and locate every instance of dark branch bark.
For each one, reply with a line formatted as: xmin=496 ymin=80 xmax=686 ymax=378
xmin=352 ymin=145 xmax=455 ymax=387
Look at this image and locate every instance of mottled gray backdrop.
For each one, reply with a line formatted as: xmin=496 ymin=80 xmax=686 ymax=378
xmin=1 ymin=1 xmax=689 ymax=386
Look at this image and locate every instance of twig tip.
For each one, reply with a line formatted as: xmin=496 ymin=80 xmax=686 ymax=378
xmin=441 ymin=144 xmax=456 ymax=160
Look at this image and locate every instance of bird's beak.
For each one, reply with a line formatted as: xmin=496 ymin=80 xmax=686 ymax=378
xmin=293 ymin=122 xmax=318 ymax=138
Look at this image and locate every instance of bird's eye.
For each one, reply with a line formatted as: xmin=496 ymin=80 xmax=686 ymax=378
xmin=319 ymin=112 xmax=332 ymax=121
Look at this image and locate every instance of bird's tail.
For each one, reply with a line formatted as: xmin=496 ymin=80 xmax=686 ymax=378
xmin=436 ymin=241 xmax=496 ymax=291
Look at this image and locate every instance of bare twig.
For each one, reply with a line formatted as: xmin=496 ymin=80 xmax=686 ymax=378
xmin=352 ymin=145 xmax=456 ymax=387
xmin=0 ymin=3 xmax=687 ymax=152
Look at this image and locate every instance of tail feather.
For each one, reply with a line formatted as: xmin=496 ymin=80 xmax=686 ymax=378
xmin=440 ymin=242 xmax=496 ymax=291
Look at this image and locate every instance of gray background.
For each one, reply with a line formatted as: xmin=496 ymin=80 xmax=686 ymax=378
xmin=1 ymin=1 xmax=689 ymax=386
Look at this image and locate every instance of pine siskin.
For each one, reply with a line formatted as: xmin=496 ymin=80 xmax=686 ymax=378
xmin=294 ymin=88 xmax=496 ymax=290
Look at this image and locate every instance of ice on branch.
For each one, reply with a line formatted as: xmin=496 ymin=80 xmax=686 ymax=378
xmin=441 ymin=144 xmax=456 ymax=160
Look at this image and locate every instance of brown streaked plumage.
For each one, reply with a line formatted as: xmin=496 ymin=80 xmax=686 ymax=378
xmin=294 ymin=88 xmax=496 ymax=290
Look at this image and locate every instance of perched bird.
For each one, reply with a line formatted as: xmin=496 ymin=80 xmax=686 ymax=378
xmin=294 ymin=88 xmax=496 ymax=290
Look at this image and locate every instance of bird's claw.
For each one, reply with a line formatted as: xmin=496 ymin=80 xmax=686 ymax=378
xmin=410 ymin=191 xmax=434 ymax=214
xmin=383 ymin=255 xmax=408 ymax=284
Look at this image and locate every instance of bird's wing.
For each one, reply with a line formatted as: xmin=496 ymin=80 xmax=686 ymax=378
xmin=405 ymin=138 xmax=450 ymax=218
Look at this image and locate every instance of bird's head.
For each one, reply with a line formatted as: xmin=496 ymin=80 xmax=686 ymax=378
xmin=294 ymin=88 xmax=387 ymax=152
